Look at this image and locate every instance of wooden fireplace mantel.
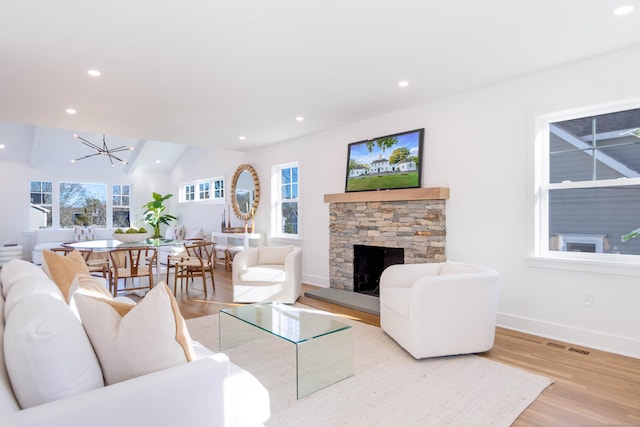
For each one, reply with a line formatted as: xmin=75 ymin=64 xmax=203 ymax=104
xmin=324 ymin=187 xmax=449 ymax=203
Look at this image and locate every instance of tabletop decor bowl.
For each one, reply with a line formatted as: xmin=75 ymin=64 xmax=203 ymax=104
xmin=112 ymin=229 xmax=152 ymax=243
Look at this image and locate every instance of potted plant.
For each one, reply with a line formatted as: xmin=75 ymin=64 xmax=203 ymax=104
xmin=143 ymin=192 xmax=177 ymax=238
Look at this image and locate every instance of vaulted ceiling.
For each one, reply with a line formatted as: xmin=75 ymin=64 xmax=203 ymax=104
xmin=1 ymin=0 xmax=639 ymax=160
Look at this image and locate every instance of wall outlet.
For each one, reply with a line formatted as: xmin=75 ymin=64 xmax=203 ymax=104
xmin=583 ymin=292 xmax=594 ymax=307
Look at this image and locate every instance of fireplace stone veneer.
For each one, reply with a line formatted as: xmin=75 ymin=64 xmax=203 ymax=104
xmin=326 ymin=188 xmax=449 ymax=292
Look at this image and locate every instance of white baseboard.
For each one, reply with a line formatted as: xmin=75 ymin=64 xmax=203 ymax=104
xmin=302 ymin=274 xmax=329 ymax=288
xmin=497 ymin=312 xmax=640 ymax=359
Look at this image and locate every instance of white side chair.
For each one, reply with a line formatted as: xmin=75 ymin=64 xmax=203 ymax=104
xmin=232 ymin=246 xmax=302 ymax=304
xmin=379 ymin=261 xmax=500 ymax=359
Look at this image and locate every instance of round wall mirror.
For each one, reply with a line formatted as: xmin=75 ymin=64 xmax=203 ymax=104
xmin=231 ymin=164 xmax=260 ymax=221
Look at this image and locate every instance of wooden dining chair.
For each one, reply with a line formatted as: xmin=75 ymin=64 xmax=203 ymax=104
xmin=108 ymin=247 xmax=157 ymax=297
xmin=171 ymin=241 xmax=215 ymax=297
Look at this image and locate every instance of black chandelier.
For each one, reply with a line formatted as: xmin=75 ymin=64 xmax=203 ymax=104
xmin=71 ymin=134 xmax=133 ymax=167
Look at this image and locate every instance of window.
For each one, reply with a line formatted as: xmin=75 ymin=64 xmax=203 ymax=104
xmin=29 ymin=180 xmax=52 ymax=229
xmin=213 ymin=178 xmax=224 ymax=199
xmin=184 ymin=184 xmax=195 ymax=201
xmin=536 ymin=105 xmax=640 ymax=260
xmin=180 ymin=177 xmax=225 ymax=203
xmin=272 ymin=163 xmax=299 ymax=236
xmin=28 ymin=180 xmax=130 ymax=229
xmin=199 ymin=182 xmax=210 ymax=200
xmin=112 ymin=184 xmax=131 ymax=227
xmin=59 ymin=182 xmax=107 ymax=227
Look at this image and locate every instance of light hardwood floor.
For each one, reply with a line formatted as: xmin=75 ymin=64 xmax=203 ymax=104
xmin=170 ymin=268 xmax=640 ymax=427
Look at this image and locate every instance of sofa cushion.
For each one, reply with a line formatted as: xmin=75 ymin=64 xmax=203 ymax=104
xmin=0 ymin=295 xmax=20 ymax=416
xmin=74 ymin=225 xmax=96 ymax=241
xmin=0 ymin=259 xmax=49 ymax=299
xmin=257 ymin=245 xmax=293 ymax=265
xmin=75 ymin=283 xmax=195 ymax=385
xmin=4 ymin=294 xmax=104 ymax=409
xmin=3 ymin=275 xmax=65 ymax=321
xmin=238 ymin=265 xmax=286 ymax=284
xmin=184 ymin=227 xmax=204 ymax=240
xmin=42 ymin=249 xmax=90 ymax=302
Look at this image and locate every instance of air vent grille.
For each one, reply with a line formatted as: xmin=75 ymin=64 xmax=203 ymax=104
xmin=568 ymin=347 xmax=590 ymax=356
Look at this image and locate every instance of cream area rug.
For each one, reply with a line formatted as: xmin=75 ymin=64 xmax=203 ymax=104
xmin=186 ymin=309 xmax=553 ymax=427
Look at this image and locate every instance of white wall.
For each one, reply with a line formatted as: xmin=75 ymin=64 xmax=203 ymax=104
xmin=243 ymin=45 xmax=640 ymax=358
xmin=169 ymin=146 xmax=247 ymax=236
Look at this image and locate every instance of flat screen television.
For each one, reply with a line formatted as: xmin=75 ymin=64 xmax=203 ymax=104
xmin=345 ymin=128 xmax=424 ymax=192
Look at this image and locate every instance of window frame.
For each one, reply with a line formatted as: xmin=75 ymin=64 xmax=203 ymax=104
xmin=27 ymin=179 xmax=132 ymax=230
xmin=532 ymin=99 xmax=640 ymax=267
xmin=112 ymin=184 xmax=132 ymax=228
xmin=179 ymin=177 xmax=225 ymax=204
xmin=271 ymin=162 xmax=300 ymax=239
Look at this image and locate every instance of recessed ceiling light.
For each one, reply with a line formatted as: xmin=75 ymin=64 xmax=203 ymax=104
xmin=398 ymin=80 xmax=409 ymax=87
xmin=239 ymin=136 xmax=246 ymax=140
xmin=65 ymin=108 xmax=77 ymax=115
xmin=296 ymin=116 xmax=304 ymax=122
xmin=87 ymin=69 xmax=102 ymax=77
xmin=155 ymin=160 xmax=161 ymax=164
xmin=0 ymin=144 xmax=5 ymax=149
xmin=614 ymin=4 xmax=634 ymax=15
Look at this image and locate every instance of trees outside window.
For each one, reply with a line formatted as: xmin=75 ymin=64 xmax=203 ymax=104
xmin=59 ymin=183 xmax=107 ymax=227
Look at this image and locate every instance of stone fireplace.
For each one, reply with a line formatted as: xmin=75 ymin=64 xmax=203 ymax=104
xmin=325 ymin=188 xmax=449 ymax=292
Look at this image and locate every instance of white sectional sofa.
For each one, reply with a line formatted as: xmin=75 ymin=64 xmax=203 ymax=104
xmin=31 ymin=227 xmax=117 ymax=265
xmin=0 ymin=258 xmax=270 ymax=426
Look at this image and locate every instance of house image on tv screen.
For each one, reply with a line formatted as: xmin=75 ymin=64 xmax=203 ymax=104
xmin=345 ymin=128 xmax=424 ymax=192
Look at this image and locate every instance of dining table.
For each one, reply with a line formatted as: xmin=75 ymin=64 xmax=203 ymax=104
xmin=63 ymin=238 xmax=189 ymax=284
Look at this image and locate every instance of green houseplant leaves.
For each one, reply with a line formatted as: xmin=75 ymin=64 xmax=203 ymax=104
xmin=142 ymin=192 xmax=177 ymax=238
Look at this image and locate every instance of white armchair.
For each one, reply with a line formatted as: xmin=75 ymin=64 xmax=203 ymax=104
xmin=379 ymin=261 xmax=500 ymax=359
xmin=232 ymin=246 xmax=302 ymax=304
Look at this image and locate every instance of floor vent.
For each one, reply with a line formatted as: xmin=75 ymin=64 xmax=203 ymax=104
xmin=568 ymin=347 xmax=590 ymax=356
xmin=546 ymin=342 xmax=566 ymax=349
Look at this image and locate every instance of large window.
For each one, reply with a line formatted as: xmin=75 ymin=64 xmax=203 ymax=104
xmin=29 ymin=180 xmax=52 ymax=229
xmin=180 ymin=177 xmax=225 ymax=203
xmin=536 ymin=105 xmax=640 ymax=260
xmin=28 ymin=180 xmax=130 ymax=229
xmin=59 ymin=182 xmax=107 ymax=227
xmin=272 ymin=163 xmax=299 ymax=236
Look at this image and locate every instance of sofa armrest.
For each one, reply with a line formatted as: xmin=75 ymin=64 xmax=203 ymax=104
xmin=232 ymin=248 xmax=258 ymax=280
xmin=0 ymin=354 xmax=230 ymax=427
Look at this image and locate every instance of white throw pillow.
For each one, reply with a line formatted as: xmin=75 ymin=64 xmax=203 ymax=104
xmin=3 ymin=275 xmax=64 ymax=322
xmin=184 ymin=227 xmax=204 ymax=240
xmin=4 ymin=294 xmax=104 ymax=409
xmin=257 ymin=245 xmax=293 ymax=265
xmin=0 ymin=259 xmax=49 ymax=298
xmin=0 ymin=295 xmax=20 ymax=416
xmin=75 ymin=283 xmax=195 ymax=385
xmin=165 ymin=225 xmax=185 ymax=240
xmin=73 ymin=225 xmax=95 ymax=241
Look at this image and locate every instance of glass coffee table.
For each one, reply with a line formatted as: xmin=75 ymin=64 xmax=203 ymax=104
xmin=219 ymin=302 xmax=353 ymax=398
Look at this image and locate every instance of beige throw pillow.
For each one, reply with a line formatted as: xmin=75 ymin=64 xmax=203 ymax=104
xmin=42 ymin=250 xmax=90 ymax=302
xmin=75 ymin=283 xmax=195 ymax=385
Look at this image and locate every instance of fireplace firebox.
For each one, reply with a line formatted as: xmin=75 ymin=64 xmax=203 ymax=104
xmin=353 ymin=245 xmax=404 ymax=297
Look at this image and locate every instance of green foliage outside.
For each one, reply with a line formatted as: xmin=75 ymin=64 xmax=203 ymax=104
xmin=346 ymin=172 xmax=419 ymax=192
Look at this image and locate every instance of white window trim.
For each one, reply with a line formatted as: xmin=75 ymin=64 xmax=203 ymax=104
xmin=179 ymin=176 xmax=225 ymax=204
xmin=529 ymin=97 xmax=640 ymax=275
xmin=27 ymin=179 xmax=132 ymax=230
xmin=270 ymin=161 xmax=300 ymax=239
